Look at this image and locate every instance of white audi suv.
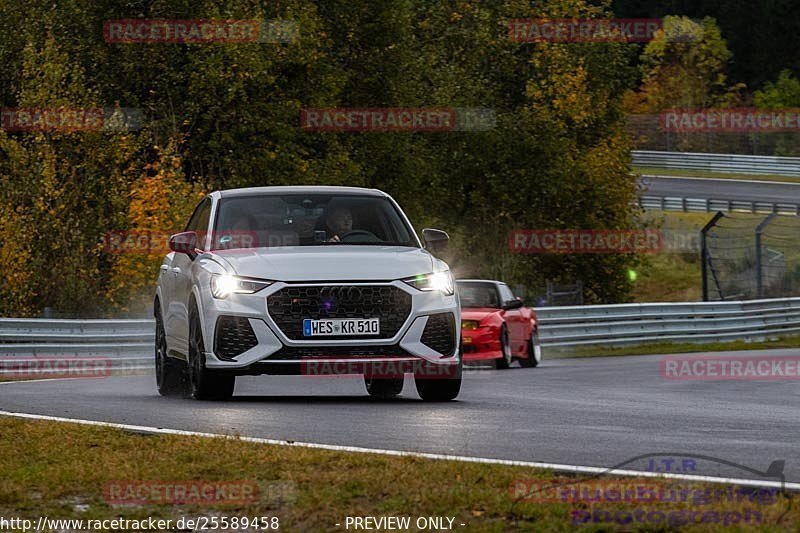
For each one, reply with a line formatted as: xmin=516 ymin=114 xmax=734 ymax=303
xmin=154 ymin=186 xmax=461 ymax=401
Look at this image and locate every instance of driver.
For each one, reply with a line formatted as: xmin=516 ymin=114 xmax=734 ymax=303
xmin=325 ymin=207 xmax=353 ymax=242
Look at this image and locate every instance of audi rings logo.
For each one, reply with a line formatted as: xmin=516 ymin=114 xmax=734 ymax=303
xmin=320 ymin=286 xmax=364 ymax=302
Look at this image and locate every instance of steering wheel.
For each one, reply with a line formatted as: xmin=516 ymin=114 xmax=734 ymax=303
xmin=339 ymin=229 xmax=381 ymax=243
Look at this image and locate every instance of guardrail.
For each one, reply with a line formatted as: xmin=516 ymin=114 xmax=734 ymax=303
xmin=536 ymin=297 xmax=800 ymax=347
xmin=638 ymin=195 xmax=800 ymax=215
xmin=0 ymin=318 xmax=154 ymax=375
xmin=2 ymin=299 xmax=800 ymax=370
xmin=632 ymin=151 xmax=800 ymax=177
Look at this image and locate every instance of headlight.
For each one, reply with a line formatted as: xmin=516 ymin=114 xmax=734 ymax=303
xmin=210 ymin=274 xmax=272 ymax=299
xmin=461 ymin=320 xmax=480 ymax=330
xmin=403 ymin=270 xmax=454 ymax=296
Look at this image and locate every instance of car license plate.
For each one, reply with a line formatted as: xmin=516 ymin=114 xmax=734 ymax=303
xmin=303 ymin=318 xmax=380 ymax=336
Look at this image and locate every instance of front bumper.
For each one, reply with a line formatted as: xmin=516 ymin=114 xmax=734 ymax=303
xmin=199 ymin=280 xmax=460 ymax=374
xmin=461 ymin=327 xmax=502 ymax=361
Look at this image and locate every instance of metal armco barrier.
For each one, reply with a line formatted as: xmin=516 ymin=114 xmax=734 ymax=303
xmin=632 ymin=150 xmax=800 ymax=177
xmin=536 ymin=297 xmax=800 ymax=347
xmin=638 ymin=195 xmax=800 ymax=215
xmin=0 ymin=319 xmax=154 ymax=374
xmin=3 ymin=299 xmax=800 ymax=367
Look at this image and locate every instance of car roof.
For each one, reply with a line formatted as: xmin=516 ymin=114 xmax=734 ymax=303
xmin=215 ymin=186 xmax=389 ymax=199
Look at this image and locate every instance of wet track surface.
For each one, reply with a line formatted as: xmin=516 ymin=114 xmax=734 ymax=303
xmin=2 ymin=350 xmax=799 ymax=483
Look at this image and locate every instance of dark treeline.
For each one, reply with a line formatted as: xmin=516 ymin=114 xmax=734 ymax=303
xmin=613 ymin=0 xmax=800 ymax=89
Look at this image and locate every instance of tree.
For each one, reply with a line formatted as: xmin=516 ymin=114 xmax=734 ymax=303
xmin=106 ymin=139 xmax=205 ymax=314
xmin=754 ymin=70 xmax=800 ymax=108
xmin=624 ymin=16 xmax=741 ymax=113
xmin=0 ymin=34 xmax=139 ymax=316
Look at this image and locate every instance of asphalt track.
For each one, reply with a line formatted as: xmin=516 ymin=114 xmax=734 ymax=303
xmin=1 ymin=349 xmax=798 ymax=484
xmin=639 ymin=175 xmax=800 ymax=205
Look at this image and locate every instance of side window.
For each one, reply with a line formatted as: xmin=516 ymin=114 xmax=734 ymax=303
xmin=498 ymin=284 xmax=515 ymax=304
xmin=185 ymin=197 xmax=212 ymax=233
xmin=185 ymin=197 xmax=212 ymax=250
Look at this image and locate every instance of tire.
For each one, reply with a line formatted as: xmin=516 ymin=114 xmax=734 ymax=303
xmin=364 ymin=375 xmax=404 ymax=399
xmin=495 ymin=324 xmax=512 ymax=370
xmin=188 ymin=306 xmax=235 ymax=401
xmin=155 ymin=304 xmax=186 ymax=396
xmin=414 ymin=360 xmax=462 ymax=402
xmin=520 ymin=330 xmax=542 ymax=369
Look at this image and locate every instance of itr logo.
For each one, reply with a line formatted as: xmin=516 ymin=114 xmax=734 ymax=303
xmin=647 ymin=457 xmax=697 ymax=473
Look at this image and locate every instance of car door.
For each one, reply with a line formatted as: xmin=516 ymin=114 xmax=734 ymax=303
xmin=166 ymin=197 xmax=212 ymax=357
xmin=498 ymin=283 xmax=524 ymax=353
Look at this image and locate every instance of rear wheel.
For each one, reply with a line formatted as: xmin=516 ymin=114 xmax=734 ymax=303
xmin=155 ymin=305 xmax=185 ymax=396
xmin=364 ymin=375 xmax=404 ymax=399
xmin=495 ymin=325 xmax=512 ymax=369
xmin=188 ymin=307 xmax=235 ymax=401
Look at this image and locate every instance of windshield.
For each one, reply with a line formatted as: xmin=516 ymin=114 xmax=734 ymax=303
xmin=457 ymin=282 xmax=501 ymax=308
xmin=211 ymin=194 xmax=418 ymax=249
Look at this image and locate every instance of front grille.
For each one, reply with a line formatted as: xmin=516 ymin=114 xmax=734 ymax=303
xmin=421 ymin=313 xmax=456 ymax=355
xmin=267 ymin=285 xmax=412 ymax=340
xmin=214 ymin=316 xmax=258 ymax=360
xmin=268 ymin=345 xmax=411 ymax=360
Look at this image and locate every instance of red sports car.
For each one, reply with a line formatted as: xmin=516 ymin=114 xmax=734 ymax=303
xmin=457 ymin=279 xmax=541 ymax=369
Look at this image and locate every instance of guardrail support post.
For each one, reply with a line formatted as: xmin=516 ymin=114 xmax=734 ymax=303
xmin=755 ymin=213 xmax=777 ymax=299
xmin=701 ymin=212 xmax=725 ymax=301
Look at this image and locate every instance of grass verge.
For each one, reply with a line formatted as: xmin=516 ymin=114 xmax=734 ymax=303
xmin=633 ymin=167 xmax=800 ymax=184
xmin=0 ymin=416 xmax=797 ymax=531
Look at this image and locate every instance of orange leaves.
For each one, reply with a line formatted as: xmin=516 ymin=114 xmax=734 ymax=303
xmin=106 ymin=139 xmax=206 ymax=313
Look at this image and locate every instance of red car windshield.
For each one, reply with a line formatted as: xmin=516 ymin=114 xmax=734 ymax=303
xmin=457 ymin=282 xmax=500 ymax=308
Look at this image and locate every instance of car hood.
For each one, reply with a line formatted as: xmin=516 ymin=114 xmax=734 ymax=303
xmin=461 ymin=308 xmax=503 ymax=322
xmin=213 ymin=245 xmax=435 ymax=282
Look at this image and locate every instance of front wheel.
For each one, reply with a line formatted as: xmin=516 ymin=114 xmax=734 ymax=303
xmin=495 ymin=325 xmax=512 ymax=370
xmin=520 ymin=330 xmax=542 ymax=368
xmin=414 ymin=361 xmax=462 ymax=402
xmin=155 ymin=306 xmax=185 ymax=396
xmin=188 ymin=308 xmax=235 ymax=401
xmin=364 ymin=375 xmax=404 ymax=399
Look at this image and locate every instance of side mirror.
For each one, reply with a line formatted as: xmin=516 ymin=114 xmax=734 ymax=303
xmin=502 ymin=299 xmax=524 ymax=311
xmin=422 ymin=228 xmax=449 ymax=253
xmin=168 ymin=231 xmax=198 ymax=257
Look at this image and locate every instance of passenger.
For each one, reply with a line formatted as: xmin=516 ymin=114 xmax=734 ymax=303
xmin=219 ymin=213 xmax=258 ymax=248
